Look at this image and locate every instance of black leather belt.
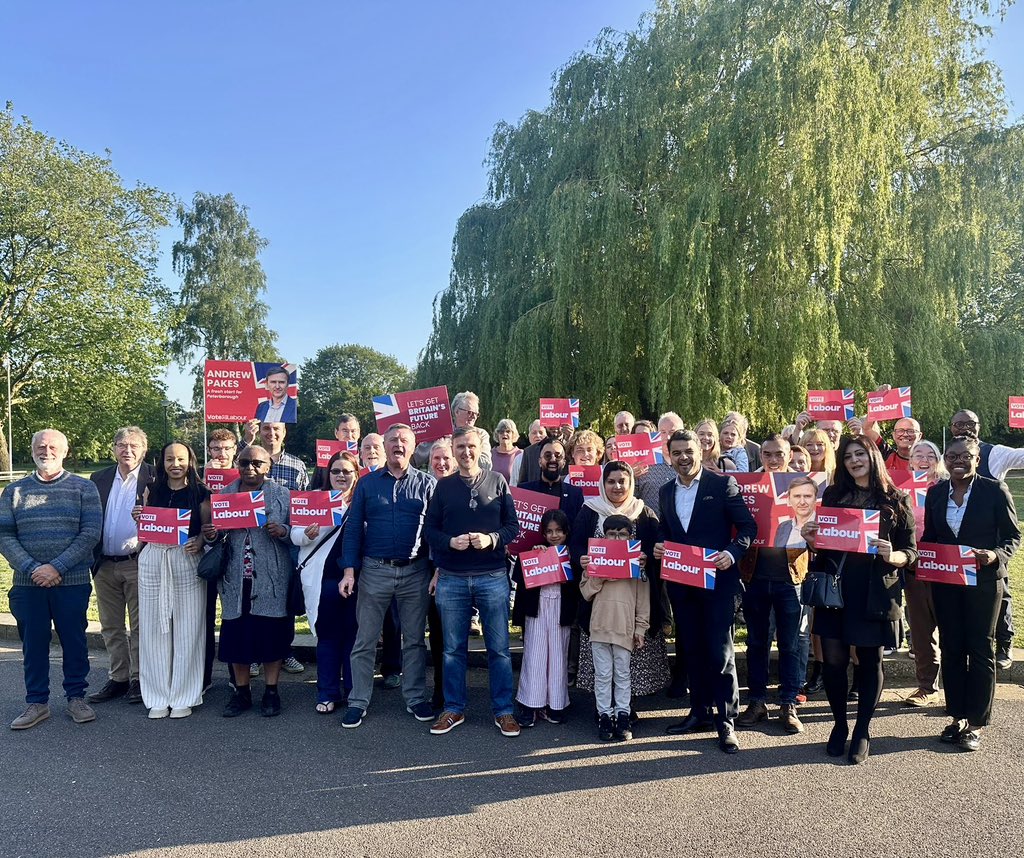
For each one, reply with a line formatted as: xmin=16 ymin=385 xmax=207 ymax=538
xmin=370 ymin=557 xmax=412 ymax=568
xmin=102 ymin=552 xmax=139 ymax=563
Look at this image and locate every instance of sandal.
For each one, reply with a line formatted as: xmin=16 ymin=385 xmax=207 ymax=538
xmin=315 ymin=701 xmax=336 ymax=714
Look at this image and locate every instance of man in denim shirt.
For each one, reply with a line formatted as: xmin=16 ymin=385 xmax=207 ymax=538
xmin=339 ymin=423 xmax=436 ymax=727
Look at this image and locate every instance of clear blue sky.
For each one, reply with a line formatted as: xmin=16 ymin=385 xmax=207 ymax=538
xmin=3 ymin=2 xmax=1022 ymax=407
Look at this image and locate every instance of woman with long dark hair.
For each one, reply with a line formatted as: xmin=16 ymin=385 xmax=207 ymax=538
xmin=802 ymin=435 xmax=917 ymax=764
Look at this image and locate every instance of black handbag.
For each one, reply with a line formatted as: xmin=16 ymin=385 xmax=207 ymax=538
xmin=197 ymin=538 xmax=230 ymax=582
xmin=800 ymin=554 xmax=847 ymax=609
xmin=288 ymin=526 xmax=341 ymax=617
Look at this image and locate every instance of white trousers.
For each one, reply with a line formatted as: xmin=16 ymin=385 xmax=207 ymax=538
xmin=516 ymin=586 xmax=570 ymax=709
xmin=592 ymin=640 xmax=631 ymax=717
xmin=138 ymin=543 xmax=206 ymax=711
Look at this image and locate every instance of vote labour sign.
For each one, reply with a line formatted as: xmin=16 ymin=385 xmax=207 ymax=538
xmin=1010 ymin=397 xmax=1024 ymax=429
xmin=806 ymin=389 xmax=856 ymax=422
xmin=373 ymin=385 xmax=451 ymax=443
xmin=889 ymin=470 xmax=931 ymax=539
xmin=519 ymin=545 xmax=573 ymax=589
xmin=866 ymin=387 xmax=912 ymax=421
xmin=210 ymin=491 xmax=267 ymax=530
xmin=916 ymin=542 xmax=978 ymax=587
xmin=612 ymin=433 xmax=663 ymax=468
xmin=204 ymin=360 xmax=298 ymax=423
xmin=814 ymin=507 xmax=880 ymax=554
xmin=567 ymin=465 xmax=602 ymax=498
xmin=289 ymin=491 xmax=347 ymax=528
xmin=508 ymin=487 xmax=561 ymax=556
xmin=539 ymin=398 xmax=580 ymax=428
xmin=137 ymin=507 xmax=191 ymax=546
xmin=315 ymin=440 xmax=358 ymax=467
xmin=204 ymin=469 xmax=239 ymax=494
xmin=660 ymin=542 xmax=717 ymax=590
xmin=586 ymin=539 xmax=643 ymax=580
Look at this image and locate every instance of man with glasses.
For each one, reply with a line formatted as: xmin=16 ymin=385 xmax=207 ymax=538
xmin=206 ymin=429 xmax=238 ymax=471
xmin=950 ymin=409 xmax=1024 ymax=669
xmin=518 ymin=438 xmax=584 ymax=525
xmin=452 ymin=390 xmax=492 ymax=470
xmin=87 ymin=427 xmax=156 ymax=705
xmin=862 ymin=416 xmax=923 ymax=471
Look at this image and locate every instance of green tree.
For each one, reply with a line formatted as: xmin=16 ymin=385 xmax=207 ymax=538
xmin=418 ymin=0 xmax=1024 ymax=441
xmin=289 ymin=344 xmax=412 ymax=460
xmin=169 ymin=192 xmax=279 ymax=406
xmin=0 ymin=105 xmax=173 ymax=464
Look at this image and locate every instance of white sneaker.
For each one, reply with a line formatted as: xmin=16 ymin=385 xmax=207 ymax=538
xmin=148 ymin=707 xmax=170 ymax=719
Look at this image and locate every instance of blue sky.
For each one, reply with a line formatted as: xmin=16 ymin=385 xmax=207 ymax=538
xmin=3 ymin=2 xmax=1022 ymax=407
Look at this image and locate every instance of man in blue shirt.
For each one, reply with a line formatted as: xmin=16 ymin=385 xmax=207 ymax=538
xmin=339 ymin=424 xmax=436 ymax=727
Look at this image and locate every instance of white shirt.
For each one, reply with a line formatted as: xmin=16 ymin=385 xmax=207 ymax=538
xmin=263 ymin=401 xmax=285 ymax=423
xmin=946 ymin=479 xmax=974 ymax=539
xmin=673 ymin=470 xmax=703 ymax=531
xmin=102 ymin=466 xmax=141 ymax=555
xmin=987 ymin=444 xmax=1024 ymax=482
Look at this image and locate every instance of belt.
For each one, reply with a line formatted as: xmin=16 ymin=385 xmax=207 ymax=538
xmin=369 ymin=557 xmax=413 ymax=568
xmin=102 ymin=552 xmax=139 ymax=563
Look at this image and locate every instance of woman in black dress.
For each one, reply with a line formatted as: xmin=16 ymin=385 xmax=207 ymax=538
xmin=802 ymin=435 xmax=917 ymax=764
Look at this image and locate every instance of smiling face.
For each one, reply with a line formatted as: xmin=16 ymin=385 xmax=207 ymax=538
xmin=544 ymin=521 xmax=567 ymax=548
xmin=453 ymin=430 xmax=481 ymax=474
xmin=669 ymin=438 xmax=701 ymax=482
xmin=163 ymin=443 xmax=191 ymax=485
xmin=265 ymin=369 xmax=289 ymax=404
xmin=259 ymin=422 xmax=285 ymax=454
xmin=207 ymin=438 xmax=236 ymax=469
xmin=384 ymin=427 xmax=415 ymax=471
xmin=790 ymin=449 xmax=811 ymax=472
xmin=613 ymin=411 xmax=634 ymax=435
xmin=328 ymin=456 xmax=358 ymax=495
xmin=430 ymin=444 xmax=454 ymax=478
xmin=572 ymin=441 xmax=598 ymax=466
xmin=893 ymin=418 xmax=922 ymax=455
xmin=695 ymin=423 xmax=716 ymax=453
xmin=360 ymin=434 xmax=385 ymax=469
xmin=788 ymin=483 xmax=817 ymax=522
xmin=910 ymin=443 xmax=938 ymax=471
xmin=817 ymin=420 xmax=842 ymax=449
xmin=528 ymin=420 xmax=547 ymax=445
xmin=760 ymin=439 xmax=790 ymax=472
xmin=114 ymin=432 xmax=146 ymax=473
xmin=32 ymin=430 xmax=68 ymax=478
xmin=454 ymin=399 xmax=479 ymax=429
xmin=236 ymin=448 xmax=271 ymax=489
xmin=944 ymin=439 xmax=979 ymax=481
xmin=603 ymin=468 xmax=631 ymax=506
xmin=540 ymin=441 xmax=566 ymax=481
xmin=842 ymin=442 xmax=872 ymax=487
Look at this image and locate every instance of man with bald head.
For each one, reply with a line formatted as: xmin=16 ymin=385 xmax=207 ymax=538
xmin=863 ymin=416 xmax=922 ymax=471
xmin=1 ymin=430 xmax=103 ymax=729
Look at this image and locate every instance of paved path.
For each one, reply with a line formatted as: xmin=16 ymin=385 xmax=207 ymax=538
xmin=3 ymin=642 xmax=1024 ymax=858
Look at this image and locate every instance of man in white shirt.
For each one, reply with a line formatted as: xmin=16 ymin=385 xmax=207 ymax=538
xmin=87 ymin=427 xmax=156 ymax=705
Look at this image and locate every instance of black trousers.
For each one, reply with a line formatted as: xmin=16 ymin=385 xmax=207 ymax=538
xmin=996 ymin=579 xmax=1014 ymax=647
xmin=666 ymin=572 xmax=739 ymax=724
xmin=932 ymin=577 xmax=1002 ymax=726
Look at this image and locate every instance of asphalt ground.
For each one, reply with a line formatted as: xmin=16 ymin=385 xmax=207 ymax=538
xmin=3 ymin=642 xmax=1024 ymax=858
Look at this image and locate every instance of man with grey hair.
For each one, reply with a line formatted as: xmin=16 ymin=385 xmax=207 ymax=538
xmin=87 ymin=426 xmax=156 ymax=705
xmin=452 ymin=390 xmax=492 ymax=470
xmin=613 ymin=411 xmax=635 ymax=435
xmin=1 ymin=429 xmax=103 ymax=728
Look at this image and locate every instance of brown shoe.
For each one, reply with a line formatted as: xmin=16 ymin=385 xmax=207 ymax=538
xmin=67 ymin=697 xmax=97 ymax=724
xmin=11 ymin=703 xmax=50 ymax=730
xmin=736 ymin=700 xmax=769 ymax=728
xmin=495 ymin=714 xmax=521 ymax=737
xmin=905 ymin=689 xmax=940 ymax=707
xmin=430 ymin=710 xmax=465 ymax=734
xmin=779 ymin=703 xmax=804 ymax=734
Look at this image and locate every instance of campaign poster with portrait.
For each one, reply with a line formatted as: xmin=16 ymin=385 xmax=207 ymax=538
xmin=373 ymin=385 xmax=451 ymax=443
xmin=734 ymin=472 xmax=825 ymax=548
xmin=204 ymin=360 xmax=299 ymax=424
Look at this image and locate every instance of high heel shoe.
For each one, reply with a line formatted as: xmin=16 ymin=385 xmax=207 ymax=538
xmin=848 ymin=732 xmax=870 ymax=764
xmin=826 ymin=723 xmax=848 ymax=757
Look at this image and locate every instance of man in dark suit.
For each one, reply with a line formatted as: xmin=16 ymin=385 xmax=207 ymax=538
xmin=654 ymin=429 xmax=757 ymax=753
xmin=87 ymin=427 xmax=156 ymax=705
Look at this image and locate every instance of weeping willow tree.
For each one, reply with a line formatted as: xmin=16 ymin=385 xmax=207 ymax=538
xmin=417 ymin=0 xmax=1024 ymax=439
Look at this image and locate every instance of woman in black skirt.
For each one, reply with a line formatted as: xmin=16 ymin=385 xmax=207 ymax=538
xmin=202 ymin=445 xmax=294 ymax=718
xmin=802 ymin=436 xmax=917 ymax=764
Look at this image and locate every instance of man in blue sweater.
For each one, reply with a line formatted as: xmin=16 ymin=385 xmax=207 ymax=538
xmin=0 ymin=429 xmax=103 ymax=729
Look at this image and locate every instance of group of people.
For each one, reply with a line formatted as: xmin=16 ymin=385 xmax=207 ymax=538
xmin=1 ymin=390 xmax=1021 ymax=765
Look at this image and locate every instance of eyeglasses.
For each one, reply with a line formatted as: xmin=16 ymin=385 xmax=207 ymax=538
xmin=209 ymin=445 xmax=236 ymax=453
xmin=238 ymin=459 xmax=267 ymax=469
xmin=115 ymin=442 xmax=142 ymax=451
xmin=457 ymin=408 xmax=479 ymax=419
xmin=944 ymin=452 xmax=976 ymax=463
xmin=894 ymin=429 xmax=919 ymax=436
xmin=330 ymin=468 xmax=357 ymax=476
xmin=952 ymin=420 xmax=979 ymax=429
xmin=541 ymin=452 xmax=565 ymax=460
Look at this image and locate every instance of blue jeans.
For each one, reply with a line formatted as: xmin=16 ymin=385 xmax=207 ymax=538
xmin=9 ymin=584 xmax=92 ymax=704
xmin=743 ymin=577 xmax=803 ymax=705
xmin=435 ymin=569 xmax=513 ymax=716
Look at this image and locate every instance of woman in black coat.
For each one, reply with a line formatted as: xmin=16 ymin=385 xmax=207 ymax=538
xmin=924 ymin=435 xmax=1021 ymax=751
xmin=802 ymin=436 xmax=917 ymax=764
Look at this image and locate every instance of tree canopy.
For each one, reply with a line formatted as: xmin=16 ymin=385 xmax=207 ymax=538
xmin=417 ymin=0 xmax=1024 ymax=440
xmin=0 ymin=105 xmax=173 ymax=464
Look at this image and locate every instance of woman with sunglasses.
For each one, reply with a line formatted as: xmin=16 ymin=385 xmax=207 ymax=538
xmin=290 ymin=450 xmax=361 ymax=714
xmin=202 ymin=445 xmax=293 ymax=718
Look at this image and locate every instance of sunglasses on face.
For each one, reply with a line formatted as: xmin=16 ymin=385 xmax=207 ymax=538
xmin=330 ymin=468 xmax=357 ymax=476
xmin=238 ymin=459 xmax=267 ymax=470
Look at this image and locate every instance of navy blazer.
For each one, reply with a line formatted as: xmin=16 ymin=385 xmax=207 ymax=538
xmin=90 ymin=462 xmax=157 ymax=569
xmin=922 ymin=476 xmax=1020 ymax=582
xmin=657 ymin=469 xmax=757 ymax=563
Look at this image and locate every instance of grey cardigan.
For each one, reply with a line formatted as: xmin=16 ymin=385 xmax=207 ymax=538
xmin=217 ymin=479 xmax=293 ymax=621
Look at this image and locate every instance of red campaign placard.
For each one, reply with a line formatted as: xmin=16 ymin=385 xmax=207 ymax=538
xmin=358 ymin=464 xmax=383 ymax=479
xmin=315 ymin=439 xmax=359 ymax=467
xmin=137 ymin=507 xmax=191 ymax=546
xmin=866 ymin=386 xmax=912 ymax=421
xmin=611 ymin=433 xmax=663 ymax=467
xmin=916 ymin=542 xmax=978 ymax=586
xmin=660 ymin=541 xmax=717 ymax=590
xmin=889 ymin=470 xmax=932 ymax=538
xmin=289 ymin=491 xmax=347 ymax=528
xmin=520 ymin=545 xmax=573 ymax=589
xmin=210 ymin=491 xmax=267 ymax=530
xmin=586 ymin=538 xmax=643 ymax=579
xmin=204 ymin=360 xmax=298 ymax=424
xmin=508 ymin=487 xmax=561 ymax=556
xmin=814 ymin=506 xmax=880 ymax=554
xmin=539 ymin=398 xmax=580 ymax=428
xmin=806 ymin=389 xmax=856 ymax=422
xmin=1010 ymin=397 xmax=1024 ymax=429
xmin=203 ymin=468 xmax=239 ymax=494
xmin=567 ymin=465 xmax=602 ymax=498
xmin=373 ymin=385 xmax=451 ymax=443
xmin=733 ymin=473 xmax=775 ymax=547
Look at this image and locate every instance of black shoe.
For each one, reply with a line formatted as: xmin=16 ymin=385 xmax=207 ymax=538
xmin=666 ymin=712 xmax=713 ymax=735
xmin=223 ymin=689 xmax=252 ymax=718
xmin=598 ymin=713 xmax=615 ymax=741
xmin=827 ymin=723 xmax=849 ymax=757
xmin=848 ymin=732 xmax=870 ymax=765
xmin=996 ymin=645 xmax=1013 ymax=670
xmin=86 ymin=679 xmax=129 ymax=703
xmin=515 ymin=704 xmax=536 ymax=728
xmin=665 ymin=681 xmax=689 ymax=700
xmin=538 ymin=706 xmax=567 ymax=725
xmin=802 ymin=675 xmax=825 ymax=697
xmin=717 ymin=722 xmax=740 ymax=754
xmin=958 ymin=729 xmax=982 ymax=751
xmin=613 ymin=711 xmax=632 ymax=741
xmin=125 ymin=680 xmax=143 ymax=704
xmin=940 ymin=720 xmax=965 ymax=744
xmin=260 ymin=688 xmax=281 ymax=717
xmin=847 ymin=687 xmax=859 ymax=702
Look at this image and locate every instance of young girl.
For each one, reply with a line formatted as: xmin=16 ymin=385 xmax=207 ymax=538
xmin=719 ymin=420 xmax=750 ymax=472
xmin=511 ymin=509 xmax=578 ymax=727
xmin=580 ymin=513 xmax=650 ymax=742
